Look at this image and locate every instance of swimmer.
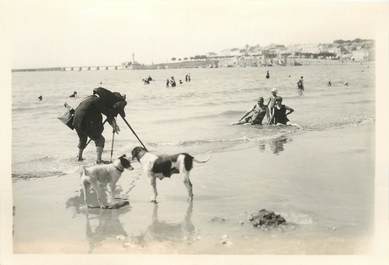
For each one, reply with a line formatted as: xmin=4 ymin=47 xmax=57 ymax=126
xmin=170 ymin=76 xmax=176 ymax=87
xmin=69 ymin=91 xmax=77 ymax=98
xmin=297 ymin=76 xmax=304 ymax=95
xmin=267 ymin=88 xmax=279 ymax=124
xmin=268 ymin=96 xmax=302 ymax=128
xmin=234 ymin=97 xmax=269 ymax=125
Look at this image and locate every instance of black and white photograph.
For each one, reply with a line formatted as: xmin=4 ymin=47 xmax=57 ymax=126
xmin=1 ymin=0 xmax=389 ymax=262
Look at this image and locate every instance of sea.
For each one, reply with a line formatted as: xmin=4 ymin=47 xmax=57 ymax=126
xmin=12 ymin=64 xmax=375 ymax=253
xmin=12 ymin=64 xmax=374 ymax=177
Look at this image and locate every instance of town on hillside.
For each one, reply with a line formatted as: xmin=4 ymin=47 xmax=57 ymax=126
xmin=121 ymin=38 xmax=374 ymax=70
xmin=13 ymin=39 xmax=374 ymax=72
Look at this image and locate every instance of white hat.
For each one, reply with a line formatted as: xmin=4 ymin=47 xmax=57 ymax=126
xmin=271 ymin=88 xmax=278 ymax=93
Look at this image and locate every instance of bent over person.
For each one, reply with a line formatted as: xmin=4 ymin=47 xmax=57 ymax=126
xmin=72 ymin=87 xmax=127 ymax=163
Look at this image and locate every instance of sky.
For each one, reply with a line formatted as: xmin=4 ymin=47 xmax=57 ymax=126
xmin=3 ymin=0 xmax=389 ymax=68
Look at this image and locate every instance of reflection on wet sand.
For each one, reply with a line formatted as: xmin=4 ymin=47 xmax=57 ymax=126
xmin=129 ymin=201 xmax=195 ymax=247
xmin=85 ymin=207 xmax=129 ymax=252
xmin=66 ymin=192 xmax=195 ymax=252
xmin=66 ymin=193 xmax=130 ymax=253
xmin=258 ymin=135 xmax=292 ymax=155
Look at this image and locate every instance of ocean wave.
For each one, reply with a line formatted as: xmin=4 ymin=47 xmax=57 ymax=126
xmin=154 ymin=110 xmax=244 ymax=123
xmin=148 ymin=116 xmax=372 ymax=149
xmin=344 ymin=99 xmax=374 ymax=105
xmin=12 ymin=170 xmax=66 ymax=180
xmin=148 ymin=136 xmax=251 ymax=147
xmin=16 ymin=155 xmax=55 ymax=164
xmin=306 ymin=116 xmax=375 ymax=131
xmin=13 ymin=102 xmax=64 ymax=112
xmin=148 ymin=129 xmax=294 ymax=148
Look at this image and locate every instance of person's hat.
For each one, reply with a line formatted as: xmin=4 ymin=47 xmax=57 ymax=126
xmin=113 ymin=92 xmax=126 ymax=101
xmin=271 ymin=88 xmax=278 ymax=93
xmin=113 ymin=101 xmax=127 ymax=117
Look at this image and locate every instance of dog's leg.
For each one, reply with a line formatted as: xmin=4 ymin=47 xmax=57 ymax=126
xmin=183 ymin=172 xmax=193 ymax=201
xmin=149 ymin=176 xmax=158 ymax=203
xmin=107 ymin=183 xmax=115 ymax=204
xmin=81 ymin=180 xmax=89 ymax=207
xmin=93 ymin=182 xmax=105 ymax=209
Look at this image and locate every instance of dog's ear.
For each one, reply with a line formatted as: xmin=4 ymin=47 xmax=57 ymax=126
xmin=131 ymin=147 xmax=140 ymax=160
xmin=119 ymin=156 xmax=131 ymax=168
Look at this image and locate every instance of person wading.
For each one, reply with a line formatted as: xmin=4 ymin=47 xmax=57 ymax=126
xmin=72 ymin=87 xmax=127 ymax=164
xmin=297 ymin=76 xmax=304 ymax=95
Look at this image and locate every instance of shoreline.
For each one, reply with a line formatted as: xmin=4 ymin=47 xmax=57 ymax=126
xmin=12 ymin=124 xmax=374 ymax=254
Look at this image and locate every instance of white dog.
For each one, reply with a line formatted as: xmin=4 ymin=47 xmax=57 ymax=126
xmin=80 ymin=154 xmax=133 ymax=208
xmin=131 ymin=146 xmax=210 ymax=203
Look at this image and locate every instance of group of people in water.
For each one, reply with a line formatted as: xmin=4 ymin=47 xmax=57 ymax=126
xmin=166 ymin=73 xmax=191 ymax=87
xmin=234 ymin=70 xmax=303 ymax=127
xmin=142 ymin=76 xmax=153 ymax=85
xmin=235 ymin=88 xmax=299 ymax=127
xmin=140 ymin=74 xmax=191 ymax=87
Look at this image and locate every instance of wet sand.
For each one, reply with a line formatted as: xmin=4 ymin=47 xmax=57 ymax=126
xmin=13 ymin=124 xmax=374 ymax=254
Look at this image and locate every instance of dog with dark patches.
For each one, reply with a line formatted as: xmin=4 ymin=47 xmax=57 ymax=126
xmin=80 ymin=154 xmax=133 ymax=208
xmin=131 ymin=146 xmax=210 ymax=203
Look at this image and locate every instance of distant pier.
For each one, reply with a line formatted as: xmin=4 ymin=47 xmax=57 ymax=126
xmin=12 ymin=65 xmax=125 ymax=72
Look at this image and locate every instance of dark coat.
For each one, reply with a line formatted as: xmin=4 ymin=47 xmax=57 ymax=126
xmin=72 ymin=95 xmax=114 ymax=138
xmin=73 ymin=87 xmax=126 ymax=137
xmin=93 ymin=87 xmax=126 ymax=117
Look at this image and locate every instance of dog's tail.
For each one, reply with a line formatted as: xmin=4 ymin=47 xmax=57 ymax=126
xmin=193 ymin=153 xmax=211 ymax=164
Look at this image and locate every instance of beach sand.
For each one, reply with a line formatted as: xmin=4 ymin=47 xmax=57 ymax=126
xmin=13 ymin=124 xmax=373 ymax=254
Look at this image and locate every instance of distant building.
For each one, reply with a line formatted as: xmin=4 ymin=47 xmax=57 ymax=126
xmin=218 ymin=56 xmax=239 ymax=67
xmin=351 ymin=49 xmax=370 ymax=61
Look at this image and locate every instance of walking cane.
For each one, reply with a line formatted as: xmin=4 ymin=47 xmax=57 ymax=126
xmin=120 ymin=114 xmax=148 ymax=151
xmin=110 ymin=129 xmax=115 ymax=162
